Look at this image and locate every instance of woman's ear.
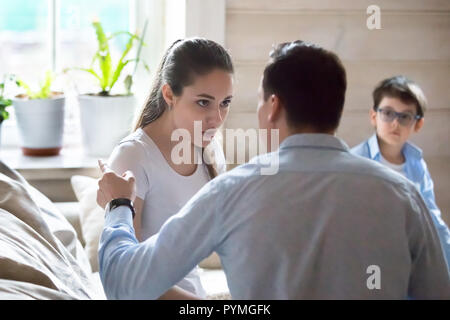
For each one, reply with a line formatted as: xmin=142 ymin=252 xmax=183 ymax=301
xmin=414 ymin=117 xmax=424 ymax=133
xmin=161 ymin=83 xmax=175 ymax=108
xmin=369 ymin=108 xmax=377 ymax=128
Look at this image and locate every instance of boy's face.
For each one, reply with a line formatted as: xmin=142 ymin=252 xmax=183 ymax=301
xmin=370 ymin=96 xmax=424 ymax=147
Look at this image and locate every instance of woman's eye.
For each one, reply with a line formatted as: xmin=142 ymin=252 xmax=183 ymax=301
xmin=197 ymin=100 xmax=210 ymax=107
xmin=220 ymin=100 xmax=231 ymax=108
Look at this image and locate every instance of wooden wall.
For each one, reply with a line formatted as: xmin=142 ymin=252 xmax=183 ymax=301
xmin=224 ymin=0 xmax=450 ymax=223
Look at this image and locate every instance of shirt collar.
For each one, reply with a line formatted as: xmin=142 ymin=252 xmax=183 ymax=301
xmin=403 ymin=140 xmax=423 ymax=159
xmin=367 ymin=134 xmax=381 ymax=159
xmin=367 ymin=133 xmax=423 ymax=160
xmin=279 ymin=133 xmax=350 ymax=152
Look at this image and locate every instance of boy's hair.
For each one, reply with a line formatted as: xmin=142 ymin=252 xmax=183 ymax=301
xmin=372 ymin=76 xmax=427 ymax=118
xmin=262 ymin=40 xmax=347 ymax=132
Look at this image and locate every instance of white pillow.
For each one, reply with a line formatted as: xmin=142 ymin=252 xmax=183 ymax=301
xmin=70 ymin=175 xmax=222 ymax=271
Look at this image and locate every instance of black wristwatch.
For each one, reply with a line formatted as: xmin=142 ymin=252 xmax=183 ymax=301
xmin=106 ymin=198 xmax=135 ymax=219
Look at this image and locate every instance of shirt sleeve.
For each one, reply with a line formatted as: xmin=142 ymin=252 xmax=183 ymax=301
xmin=98 ymin=178 xmax=222 ymax=299
xmin=418 ymin=159 xmax=450 ymax=269
xmin=107 ymin=141 xmax=150 ymax=199
xmin=406 ymin=186 xmax=450 ymax=299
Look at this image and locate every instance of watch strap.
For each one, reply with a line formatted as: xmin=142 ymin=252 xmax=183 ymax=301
xmin=108 ymin=198 xmax=135 ymax=219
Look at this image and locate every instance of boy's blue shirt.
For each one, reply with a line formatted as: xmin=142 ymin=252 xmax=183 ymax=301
xmin=352 ymin=133 xmax=450 ymax=270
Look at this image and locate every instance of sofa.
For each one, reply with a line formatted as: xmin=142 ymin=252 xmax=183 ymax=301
xmin=0 ymin=161 xmax=229 ymax=299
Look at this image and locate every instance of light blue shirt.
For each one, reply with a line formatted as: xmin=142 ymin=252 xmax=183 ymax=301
xmin=99 ymin=134 xmax=450 ymax=299
xmin=351 ymin=134 xmax=450 ymax=269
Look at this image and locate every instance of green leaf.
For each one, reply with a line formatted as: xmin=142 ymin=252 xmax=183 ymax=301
xmin=107 ymin=31 xmax=137 ymax=40
xmin=109 ymin=58 xmax=136 ymax=92
xmin=108 ymin=33 xmax=138 ymax=91
xmin=73 ymin=67 xmax=102 ymax=84
xmin=124 ymin=75 xmax=133 ymax=95
xmin=16 ymin=71 xmax=54 ymax=99
xmin=16 ymin=79 xmax=35 ymax=98
xmin=92 ymin=21 xmax=112 ymax=93
xmin=37 ymin=70 xmax=54 ymax=99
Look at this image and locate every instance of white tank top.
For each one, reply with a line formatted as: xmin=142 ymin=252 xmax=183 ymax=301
xmin=379 ymin=154 xmax=406 ymax=177
xmin=107 ymin=128 xmax=225 ymax=297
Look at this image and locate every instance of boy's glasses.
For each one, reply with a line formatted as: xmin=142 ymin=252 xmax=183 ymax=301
xmin=377 ymin=108 xmax=422 ymax=127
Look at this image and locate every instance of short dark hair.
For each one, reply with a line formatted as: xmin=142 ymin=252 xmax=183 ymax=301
xmin=372 ymin=76 xmax=427 ymax=118
xmin=262 ymin=40 xmax=347 ymax=132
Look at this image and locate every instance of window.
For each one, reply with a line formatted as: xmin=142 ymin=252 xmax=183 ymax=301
xmin=0 ymin=0 xmax=136 ymax=148
xmin=0 ymin=0 xmax=49 ymax=83
xmin=0 ymin=0 xmax=222 ymax=150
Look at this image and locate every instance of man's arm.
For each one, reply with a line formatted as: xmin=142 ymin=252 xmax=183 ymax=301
xmin=96 ymin=160 xmax=221 ymax=299
xmin=406 ymin=187 xmax=450 ymax=298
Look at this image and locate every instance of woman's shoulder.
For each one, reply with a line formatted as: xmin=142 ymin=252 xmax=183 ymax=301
xmin=113 ymin=130 xmax=146 ymax=156
xmin=108 ymin=129 xmax=154 ymax=166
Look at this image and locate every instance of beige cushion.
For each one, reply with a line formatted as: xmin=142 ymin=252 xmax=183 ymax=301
xmin=0 ymin=163 xmax=100 ymax=299
xmin=70 ymin=175 xmax=222 ymax=271
xmin=70 ymin=175 xmax=104 ymax=273
xmin=54 ymin=202 xmax=85 ymax=247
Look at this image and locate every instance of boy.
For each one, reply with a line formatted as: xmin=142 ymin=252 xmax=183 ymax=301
xmin=351 ymin=76 xmax=450 ymax=269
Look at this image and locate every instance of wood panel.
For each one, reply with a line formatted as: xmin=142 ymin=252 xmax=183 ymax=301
xmin=227 ymin=0 xmax=450 ymax=12
xmin=226 ymin=12 xmax=450 ymax=61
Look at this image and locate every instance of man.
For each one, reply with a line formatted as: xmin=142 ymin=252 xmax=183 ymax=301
xmin=97 ymin=41 xmax=450 ymax=299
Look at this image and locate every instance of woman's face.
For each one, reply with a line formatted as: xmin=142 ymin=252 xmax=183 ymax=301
xmin=170 ymin=69 xmax=233 ymax=148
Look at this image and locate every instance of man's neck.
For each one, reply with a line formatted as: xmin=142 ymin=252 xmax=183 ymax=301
xmin=272 ymin=126 xmax=335 ymax=150
xmin=285 ymin=126 xmax=335 ymax=139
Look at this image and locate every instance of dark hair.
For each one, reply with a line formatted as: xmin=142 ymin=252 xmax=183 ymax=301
xmin=262 ymin=40 xmax=347 ymax=132
xmin=134 ymin=37 xmax=234 ymax=178
xmin=372 ymin=76 xmax=427 ymax=118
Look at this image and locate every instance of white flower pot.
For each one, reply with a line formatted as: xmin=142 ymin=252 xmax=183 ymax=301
xmin=13 ymin=96 xmax=65 ymax=156
xmin=78 ymin=94 xmax=137 ymax=157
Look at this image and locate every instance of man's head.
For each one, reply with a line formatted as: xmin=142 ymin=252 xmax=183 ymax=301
xmin=370 ymin=76 xmax=426 ymax=147
xmin=257 ymin=40 xmax=347 ymax=139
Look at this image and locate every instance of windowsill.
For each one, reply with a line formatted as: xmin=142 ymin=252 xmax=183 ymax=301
xmin=0 ymin=145 xmax=101 ymax=180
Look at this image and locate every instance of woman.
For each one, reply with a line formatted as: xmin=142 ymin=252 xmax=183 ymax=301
xmin=107 ymin=38 xmax=234 ymax=298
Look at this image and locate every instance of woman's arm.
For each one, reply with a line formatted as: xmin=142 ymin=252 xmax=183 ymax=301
xmin=133 ymin=197 xmax=144 ymax=242
xmin=158 ymin=286 xmax=202 ymax=300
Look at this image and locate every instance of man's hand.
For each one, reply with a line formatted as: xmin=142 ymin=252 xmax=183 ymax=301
xmin=97 ymin=159 xmax=137 ymax=209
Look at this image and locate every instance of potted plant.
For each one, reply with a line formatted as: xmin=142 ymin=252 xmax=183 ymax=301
xmin=69 ymin=20 xmax=149 ymax=157
xmin=0 ymin=75 xmax=13 ymax=148
xmin=12 ymin=71 xmax=65 ymax=156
